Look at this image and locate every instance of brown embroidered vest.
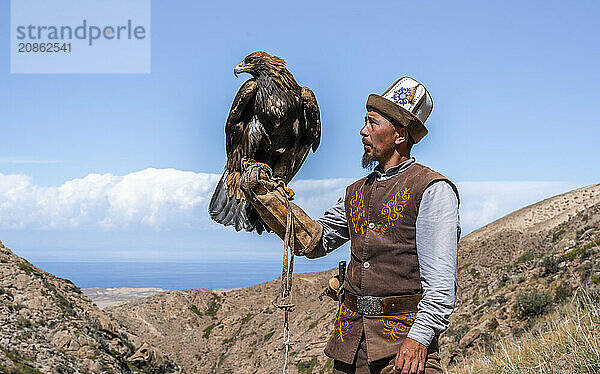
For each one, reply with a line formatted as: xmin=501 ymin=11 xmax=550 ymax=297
xmin=344 ymin=162 xmax=455 ymax=297
xmin=324 ymin=162 xmax=458 ymax=364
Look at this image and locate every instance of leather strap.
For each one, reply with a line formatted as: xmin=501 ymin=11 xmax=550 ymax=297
xmin=344 ymin=292 xmax=421 ymax=316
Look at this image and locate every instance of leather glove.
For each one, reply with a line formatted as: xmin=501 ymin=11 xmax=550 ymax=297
xmin=240 ymin=160 xmax=324 ymax=257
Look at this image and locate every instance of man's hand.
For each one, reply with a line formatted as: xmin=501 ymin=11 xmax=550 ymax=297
xmin=241 ymin=160 xmax=276 ymax=197
xmin=393 ymin=337 xmax=427 ymax=374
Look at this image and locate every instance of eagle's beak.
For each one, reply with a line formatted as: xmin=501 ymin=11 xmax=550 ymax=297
xmin=234 ymin=63 xmax=244 ymax=78
xmin=234 ymin=62 xmax=254 ymax=78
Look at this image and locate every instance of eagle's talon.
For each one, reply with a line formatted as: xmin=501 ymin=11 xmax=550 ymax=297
xmin=283 ymin=186 xmax=295 ymax=200
xmin=272 ymin=177 xmax=295 ymax=200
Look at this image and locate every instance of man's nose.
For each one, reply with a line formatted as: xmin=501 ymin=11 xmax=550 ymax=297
xmin=360 ymin=123 xmax=369 ymax=137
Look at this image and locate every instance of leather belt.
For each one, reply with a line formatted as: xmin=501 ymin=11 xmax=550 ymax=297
xmin=344 ymin=292 xmax=421 ymax=316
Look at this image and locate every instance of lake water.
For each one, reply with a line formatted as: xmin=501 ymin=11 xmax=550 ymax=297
xmin=31 ymin=252 xmax=349 ymax=290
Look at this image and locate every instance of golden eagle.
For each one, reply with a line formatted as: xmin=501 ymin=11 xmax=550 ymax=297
xmin=209 ymin=51 xmax=321 ymax=233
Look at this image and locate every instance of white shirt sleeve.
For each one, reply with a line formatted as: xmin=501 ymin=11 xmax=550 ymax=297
xmin=317 ymin=195 xmax=350 ymax=254
xmin=407 ymin=180 xmax=460 ymax=347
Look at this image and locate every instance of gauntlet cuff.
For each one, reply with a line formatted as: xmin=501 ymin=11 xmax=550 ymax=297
xmin=247 ymin=185 xmax=324 ymax=257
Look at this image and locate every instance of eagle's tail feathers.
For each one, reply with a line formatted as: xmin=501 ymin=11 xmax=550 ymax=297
xmin=233 ymin=199 xmax=251 ymax=232
xmin=209 ymin=171 xmax=230 ymax=220
xmin=209 ymin=170 xmax=265 ymax=234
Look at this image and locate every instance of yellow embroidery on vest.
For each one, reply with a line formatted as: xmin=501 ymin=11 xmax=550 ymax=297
xmin=332 ymin=303 xmax=357 ymax=342
xmin=380 ymin=312 xmax=417 ymax=341
xmin=374 ymin=187 xmax=411 ymax=235
xmin=348 ymin=190 xmax=366 ymax=235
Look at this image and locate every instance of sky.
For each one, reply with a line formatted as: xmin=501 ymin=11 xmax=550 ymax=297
xmin=0 ymin=1 xmax=599 ymax=270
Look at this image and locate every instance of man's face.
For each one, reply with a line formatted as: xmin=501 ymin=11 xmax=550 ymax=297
xmin=360 ymin=110 xmax=398 ymax=169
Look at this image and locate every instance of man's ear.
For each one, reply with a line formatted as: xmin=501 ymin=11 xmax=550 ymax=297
xmin=394 ymin=127 xmax=408 ymax=145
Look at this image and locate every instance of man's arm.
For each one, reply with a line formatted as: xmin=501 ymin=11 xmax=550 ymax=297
xmin=407 ymin=180 xmax=460 ymax=347
xmin=395 ymin=180 xmax=459 ymax=373
xmin=313 ymin=195 xmax=350 ymax=258
xmin=240 ymin=162 xmax=349 ymax=258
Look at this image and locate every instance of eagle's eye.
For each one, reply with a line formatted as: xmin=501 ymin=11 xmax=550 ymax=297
xmin=244 ymin=57 xmax=252 ymax=64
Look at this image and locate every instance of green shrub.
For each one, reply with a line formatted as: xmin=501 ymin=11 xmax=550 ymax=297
xmin=554 ymin=282 xmax=573 ymax=302
xmin=450 ymin=325 xmax=470 ymax=343
xmin=498 ymin=273 xmax=510 ymax=288
xmin=514 ymin=291 xmax=552 ymax=319
xmin=189 ymin=305 xmax=202 ymax=317
xmin=205 ymin=293 xmax=222 ymax=318
xmin=577 ymin=262 xmax=594 ymax=282
xmin=566 ymin=240 xmax=600 ymax=261
xmin=297 ymin=357 xmax=318 ymax=374
xmin=17 ymin=262 xmax=39 ymax=275
xmin=241 ymin=313 xmax=254 ymax=324
xmin=17 ymin=316 xmax=31 ymax=328
xmin=56 ymin=293 xmax=75 ymax=317
xmin=552 ymin=229 xmax=565 ymax=242
xmin=263 ymin=330 xmax=275 ymax=341
xmin=516 ymin=251 xmax=535 ymax=265
xmin=202 ymin=324 xmax=215 ymax=339
xmin=541 ymin=255 xmax=560 ymax=276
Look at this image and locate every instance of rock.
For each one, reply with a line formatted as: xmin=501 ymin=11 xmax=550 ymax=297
xmin=459 ymin=327 xmax=482 ymax=349
xmin=52 ymin=330 xmax=80 ymax=351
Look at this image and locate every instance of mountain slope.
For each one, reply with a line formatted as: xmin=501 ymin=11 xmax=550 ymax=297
xmin=0 ymin=241 xmax=177 ymax=374
xmin=106 ymin=269 xmax=339 ymax=374
xmin=443 ymin=184 xmax=600 ymax=366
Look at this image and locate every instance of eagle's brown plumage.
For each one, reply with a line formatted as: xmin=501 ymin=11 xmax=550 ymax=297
xmin=209 ymin=51 xmax=321 ymax=233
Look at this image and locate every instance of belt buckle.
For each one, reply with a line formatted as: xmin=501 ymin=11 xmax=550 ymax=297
xmin=356 ymin=295 xmax=382 ymax=316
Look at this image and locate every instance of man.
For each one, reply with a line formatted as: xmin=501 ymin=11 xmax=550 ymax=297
xmin=241 ymin=77 xmax=459 ymax=374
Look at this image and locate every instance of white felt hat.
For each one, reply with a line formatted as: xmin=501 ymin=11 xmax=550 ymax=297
xmin=366 ymin=77 xmax=433 ymax=143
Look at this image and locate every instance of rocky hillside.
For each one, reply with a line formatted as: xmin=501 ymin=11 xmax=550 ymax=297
xmin=443 ymin=184 xmax=600 ymax=367
xmin=0 ymin=241 xmax=177 ymax=374
xmin=106 ymin=269 xmax=340 ymax=374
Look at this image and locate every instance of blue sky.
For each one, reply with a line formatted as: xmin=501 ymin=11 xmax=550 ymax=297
xmin=1 ymin=1 xmax=599 ymax=270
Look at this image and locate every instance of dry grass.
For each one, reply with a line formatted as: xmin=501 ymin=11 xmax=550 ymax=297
xmin=449 ymin=290 xmax=600 ymax=374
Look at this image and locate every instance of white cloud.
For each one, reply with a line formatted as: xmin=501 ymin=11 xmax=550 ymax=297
xmin=0 ymin=170 xmax=585 ymax=235
xmin=0 ymin=169 xmax=219 ymax=230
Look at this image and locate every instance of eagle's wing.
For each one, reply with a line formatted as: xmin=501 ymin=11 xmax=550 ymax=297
xmin=225 ymin=78 xmax=258 ymax=163
xmin=301 ymin=86 xmax=322 ymax=152
xmin=288 ymin=86 xmax=321 ymax=180
xmin=223 ymin=78 xmax=259 ymax=200
xmin=210 ymin=78 xmax=267 ymax=233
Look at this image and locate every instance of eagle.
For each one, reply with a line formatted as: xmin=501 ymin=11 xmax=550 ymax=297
xmin=209 ymin=51 xmax=321 ymax=233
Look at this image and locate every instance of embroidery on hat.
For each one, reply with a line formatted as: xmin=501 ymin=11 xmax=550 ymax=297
xmin=392 ymin=87 xmax=417 ymax=105
xmin=374 ymin=187 xmax=411 ymax=235
xmin=332 ymin=303 xmax=357 ymax=342
xmin=348 ymin=190 xmax=366 ymax=235
xmin=380 ymin=312 xmax=417 ymax=342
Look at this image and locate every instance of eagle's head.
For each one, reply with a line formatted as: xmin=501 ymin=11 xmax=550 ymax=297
xmin=234 ymin=51 xmax=299 ymax=89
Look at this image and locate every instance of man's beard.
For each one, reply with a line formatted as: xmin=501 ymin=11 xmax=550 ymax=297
xmin=361 ymin=150 xmax=377 ymax=170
